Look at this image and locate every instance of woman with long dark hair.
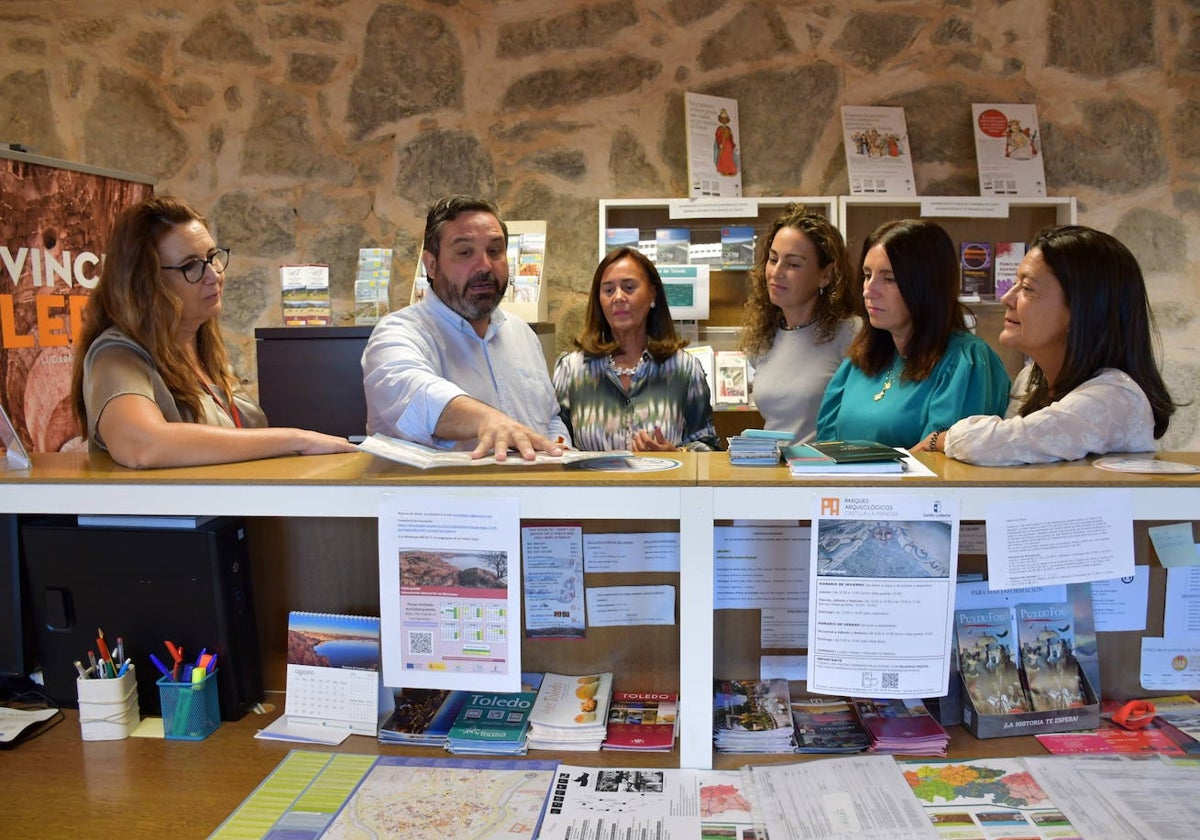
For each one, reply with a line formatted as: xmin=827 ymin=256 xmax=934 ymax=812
xmin=932 ymin=225 xmax=1176 ymax=464
xmin=817 ymin=219 xmax=1010 ymax=448
xmin=553 ymin=246 xmax=718 ymax=451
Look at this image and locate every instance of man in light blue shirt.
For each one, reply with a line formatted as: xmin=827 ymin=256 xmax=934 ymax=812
xmin=362 ymin=195 xmax=569 ymax=460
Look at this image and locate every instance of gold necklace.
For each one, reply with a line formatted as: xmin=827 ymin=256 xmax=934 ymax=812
xmin=873 ymin=359 xmax=902 ymax=401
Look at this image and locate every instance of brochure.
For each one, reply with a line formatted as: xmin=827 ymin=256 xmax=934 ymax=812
xmin=358 ymin=434 xmax=630 ymax=469
xmin=841 ymin=105 xmax=917 ymax=195
xmin=683 ymin=91 xmax=742 ymax=198
xmin=603 ymin=691 xmax=678 ymax=752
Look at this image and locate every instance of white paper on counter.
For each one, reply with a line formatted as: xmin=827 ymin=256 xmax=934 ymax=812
xmin=585 ymin=585 xmax=675 ymax=626
xmin=985 ymin=490 xmax=1134 ymax=590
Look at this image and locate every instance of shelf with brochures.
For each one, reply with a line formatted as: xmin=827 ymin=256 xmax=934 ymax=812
xmin=3 ymin=450 xmax=1199 ymax=769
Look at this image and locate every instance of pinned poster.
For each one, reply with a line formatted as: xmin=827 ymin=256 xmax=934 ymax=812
xmin=841 ymin=105 xmax=916 ymax=196
xmin=684 ymin=92 xmax=743 ymax=198
xmin=972 ymin=103 xmax=1046 ymax=197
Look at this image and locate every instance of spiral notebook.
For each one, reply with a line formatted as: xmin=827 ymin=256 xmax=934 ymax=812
xmin=267 ymin=612 xmax=383 ymax=741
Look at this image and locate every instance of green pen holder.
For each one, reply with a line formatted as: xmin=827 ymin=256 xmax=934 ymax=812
xmin=157 ymin=669 xmax=221 ymax=741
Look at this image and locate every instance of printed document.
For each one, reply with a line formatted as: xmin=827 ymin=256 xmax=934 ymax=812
xmin=714 ymin=525 xmax=809 ymax=609
xmin=807 ymin=493 xmax=959 ymax=698
xmin=985 ymin=490 xmax=1134 ymax=590
xmin=378 ymin=494 xmax=521 ymax=692
xmin=521 ymin=524 xmax=585 ymax=639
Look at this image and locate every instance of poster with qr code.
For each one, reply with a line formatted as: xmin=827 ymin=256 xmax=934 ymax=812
xmin=378 ymin=494 xmax=522 ymax=693
xmin=806 ymin=493 xmax=960 ymax=698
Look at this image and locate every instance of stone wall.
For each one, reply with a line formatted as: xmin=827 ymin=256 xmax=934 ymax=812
xmin=3 ymin=0 xmax=1199 ymax=447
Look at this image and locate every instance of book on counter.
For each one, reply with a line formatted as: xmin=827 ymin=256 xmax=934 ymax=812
xmin=783 ymin=441 xmax=907 ymax=475
xmin=713 ymin=678 xmax=797 ymax=754
xmin=358 ymin=434 xmax=630 ymax=469
xmin=790 ymin=697 xmax=871 ymax=754
xmin=378 ymin=688 xmax=468 ymax=746
xmin=444 ymin=690 xmax=537 ymax=755
xmin=850 ymin=698 xmax=948 ymax=756
xmin=527 ymin=672 xmax=613 ymax=751
xmin=603 ymin=691 xmax=678 ymax=752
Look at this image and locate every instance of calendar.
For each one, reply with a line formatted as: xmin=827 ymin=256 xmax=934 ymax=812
xmin=283 ymin=612 xmax=382 ymax=736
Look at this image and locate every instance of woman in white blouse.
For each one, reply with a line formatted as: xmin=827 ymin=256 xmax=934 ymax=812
xmin=923 ymin=225 xmax=1176 ymax=465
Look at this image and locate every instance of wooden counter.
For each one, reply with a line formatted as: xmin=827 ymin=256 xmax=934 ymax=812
xmin=3 ymin=449 xmax=1197 ymax=772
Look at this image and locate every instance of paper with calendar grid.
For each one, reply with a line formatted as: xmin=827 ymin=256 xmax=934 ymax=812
xmin=283 ymin=612 xmax=381 ymax=735
xmin=378 ymin=494 xmax=522 ymax=693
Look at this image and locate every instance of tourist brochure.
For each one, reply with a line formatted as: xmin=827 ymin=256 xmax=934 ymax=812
xmin=444 ymin=690 xmax=536 ymax=755
xmin=727 ymin=435 xmax=782 ymax=466
xmin=279 ymin=263 xmax=332 ymax=326
xmin=359 ymin=433 xmax=631 ymax=469
xmin=791 ymin=696 xmax=872 ymax=754
xmin=806 ymin=439 xmax=907 ymax=463
xmin=712 ymin=678 xmax=797 ymax=753
xmin=954 ymin=606 xmax=1030 ymax=715
xmin=538 ymin=765 xmax=704 ymax=840
xmin=377 ymin=688 xmax=467 ymax=746
xmin=1015 ymin=602 xmax=1088 ymax=712
xmin=851 ymin=698 xmax=949 ymax=756
xmin=603 ymin=691 xmax=678 ymax=752
xmin=993 ymin=241 xmax=1027 ymax=298
xmin=527 ymin=672 xmax=613 ymax=751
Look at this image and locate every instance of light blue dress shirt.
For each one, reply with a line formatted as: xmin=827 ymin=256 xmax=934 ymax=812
xmin=362 ymin=289 xmax=569 ymax=449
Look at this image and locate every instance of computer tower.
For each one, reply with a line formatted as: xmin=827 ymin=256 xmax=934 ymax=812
xmin=21 ymin=516 xmax=261 ymax=720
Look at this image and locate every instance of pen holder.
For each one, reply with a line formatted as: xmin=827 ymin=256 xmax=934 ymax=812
xmin=77 ymin=663 xmax=140 ymax=741
xmin=157 ymin=669 xmax=221 ymax=741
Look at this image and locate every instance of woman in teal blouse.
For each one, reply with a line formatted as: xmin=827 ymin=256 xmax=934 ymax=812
xmin=816 ymin=220 xmax=1010 ymax=449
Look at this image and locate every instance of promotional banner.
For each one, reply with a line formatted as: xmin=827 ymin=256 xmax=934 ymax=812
xmin=0 ymin=149 xmax=153 ymax=452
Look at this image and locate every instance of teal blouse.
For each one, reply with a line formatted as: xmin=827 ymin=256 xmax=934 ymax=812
xmin=816 ymin=331 xmax=1010 ymax=448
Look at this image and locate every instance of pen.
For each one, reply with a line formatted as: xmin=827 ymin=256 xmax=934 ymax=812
xmin=88 ymin=650 xmax=98 ymax=673
xmin=116 ymin=658 xmax=131 ymax=678
xmin=149 ymin=653 xmax=171 ymax=678
xmin=116 ymin=637 xmax=125 ymax=663
xmin=96 ymin=634 xmax=114 ymax=674
xmin=74 ymin=660 xmax=87 ymax=679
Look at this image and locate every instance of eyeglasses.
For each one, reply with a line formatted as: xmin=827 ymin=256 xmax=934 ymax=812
xmin=162 ymin=248 xmax=230 ymax=284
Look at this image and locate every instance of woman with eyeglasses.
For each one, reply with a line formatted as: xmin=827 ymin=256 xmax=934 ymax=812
xmin=71 ymin=196 xmax=355 ymax=468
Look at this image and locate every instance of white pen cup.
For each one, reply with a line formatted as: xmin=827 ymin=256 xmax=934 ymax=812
xmin=77 ymin=663 xmax=139 ymax=741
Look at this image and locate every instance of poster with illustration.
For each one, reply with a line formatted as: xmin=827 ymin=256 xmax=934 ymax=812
xmin=684 ymin=92 xmax=743 ymax=198
xmin=972 ymin=103 xmax=1046 ymax=196
xmin=841 ymin=106 xmax=917 ymax=196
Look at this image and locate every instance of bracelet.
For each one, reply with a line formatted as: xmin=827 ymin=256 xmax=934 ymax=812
xmin=928 ymin=428 xmax=948 ymax=452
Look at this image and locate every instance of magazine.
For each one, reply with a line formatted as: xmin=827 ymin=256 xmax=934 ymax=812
xmin=954 ymin=607 xmax=1030 ymax=715
xmin=378 ymin=688 xmax=467 ymax=746
xmin=712 ymin=678 xmax=797 ymax=753
xmin=1015 ymin=602 xmax=1088 ymax=712
xmin=358 ymin=434 xmax=631 ymax=469
xmin=791 ymin=697 xmax=871 ymax=754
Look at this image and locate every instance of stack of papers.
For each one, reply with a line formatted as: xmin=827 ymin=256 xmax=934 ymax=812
xmin=713 ymin=678 xmax=798 ymax=753
xmin=852 ymin=698 xmax=949 ymax=756
xmin=377 ymin=688 xmax=467 ymax=747
xmin=444 ymin=691 xmax=536 ymax=755
xmin=727 ymin=433 xmax=783 ymax=466
xmin=527 ymin=672 xmax=613 ymax=751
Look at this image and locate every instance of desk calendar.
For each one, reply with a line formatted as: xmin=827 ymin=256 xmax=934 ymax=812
xmin=282 ymin=612 xmax=381 ymax=735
